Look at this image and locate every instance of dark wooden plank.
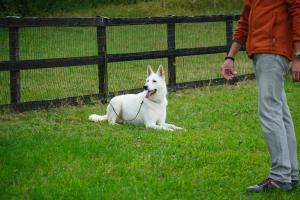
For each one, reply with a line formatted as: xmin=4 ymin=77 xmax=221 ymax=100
xmin=174 ymin=73 xmax=255 ymax=90
xmin=174 ymin=46 xmax=230 ymax=56
xmin=108 ymin=50 xmax=169 ymax=62
xmin=0 ymin=15 xmax=241 ymax=27
xmin=3 ymin=88 xmax=145 ymax=112
xmin=172 ymin=15 xmax=240 ymax=23
xmin=0 ymin=56 xmax=102 ymax=71
xmin=9 ymin=27 xmax=20 ymax=103
xmin=0 ymin=46 xmax=232 ymax=71
xmin=108 ymin=46 xmax=229 ymax=62
xmin=167 ymin=21 xmax=176 ymax=89
xmin=7 ymin=93 xmax=102 ymax=112
xmin=3 ymin=89 xmax=146 ymax=112
xmin=106 ymin=15 xmax=241 ymax=26
xmin=0 ymin=17 xmax=102 ymax=27
xmin=97 ymin=16 xmax=108 ymax=103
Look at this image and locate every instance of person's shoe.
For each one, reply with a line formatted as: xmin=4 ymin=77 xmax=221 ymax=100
xmin=292 ymin=180 xmax=299 ymax=190
xmin=246 ymin=178 xmax=292 ymax=192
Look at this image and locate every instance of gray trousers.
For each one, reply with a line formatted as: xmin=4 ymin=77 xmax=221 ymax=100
xmin=253 ymin=54 xmax=299 ymax=183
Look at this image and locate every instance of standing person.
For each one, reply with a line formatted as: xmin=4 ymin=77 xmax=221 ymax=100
xmin=221 ymin=0 xmax=300 ymax=192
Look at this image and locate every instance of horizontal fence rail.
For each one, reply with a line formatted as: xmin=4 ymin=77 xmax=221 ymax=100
xmin=0 ymin=46 xmax=232 ymax=71
xmin=0 ymin=15 xmax=240 ymax=27
xmin=0 ymin=14 xmax=253 ymax=112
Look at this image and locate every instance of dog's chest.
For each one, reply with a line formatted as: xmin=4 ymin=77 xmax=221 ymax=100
xmin=142 ymin=100 xmax=166 ymax=117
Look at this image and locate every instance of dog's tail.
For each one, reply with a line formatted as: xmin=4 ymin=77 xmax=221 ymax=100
xmin=88 ymin=114 xmax=108 ymax=122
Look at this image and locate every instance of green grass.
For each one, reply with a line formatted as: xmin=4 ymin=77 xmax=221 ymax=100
xmin=1 ymin=80 xmax=300 ymax=199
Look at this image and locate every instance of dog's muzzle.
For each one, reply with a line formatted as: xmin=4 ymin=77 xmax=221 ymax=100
xmin=146 ymin=89 xmax=157 ymax=98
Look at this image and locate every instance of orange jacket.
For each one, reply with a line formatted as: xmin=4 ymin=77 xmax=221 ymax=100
xmin=234 ymin=0 xmax=300 ymax=61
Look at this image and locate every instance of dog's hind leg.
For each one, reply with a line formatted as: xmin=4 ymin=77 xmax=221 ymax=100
xmin=107 ymin=102 xmax=122 ymax=125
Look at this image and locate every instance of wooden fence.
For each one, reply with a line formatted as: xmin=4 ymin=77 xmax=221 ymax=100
xmin=0 ymin=15 xmax=254 ymax=111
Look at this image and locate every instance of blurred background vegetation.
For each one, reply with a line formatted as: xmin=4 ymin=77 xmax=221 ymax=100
xmin=0 ymin=0 xmax=244 ymax=17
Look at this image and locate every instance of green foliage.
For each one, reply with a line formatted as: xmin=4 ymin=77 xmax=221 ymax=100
xmin=0 ymin=0 xmax=244 ymax=17
xmin=166 ymin=0 xmax=244 ymax=14
xmin=0 ymin=0 xmax=149 ymax=16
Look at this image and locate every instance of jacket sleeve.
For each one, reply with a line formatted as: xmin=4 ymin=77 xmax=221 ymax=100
xmin=233 ymin=0 xmax=251 ymax=45
xmin=286 ymin=0 xmax=300 ymax=42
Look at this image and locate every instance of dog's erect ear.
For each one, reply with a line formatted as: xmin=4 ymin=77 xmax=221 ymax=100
xmin=157 ymin=64 xmax=164 ymax=78
xmin=147 ymin=64 xmax=154 ymax=77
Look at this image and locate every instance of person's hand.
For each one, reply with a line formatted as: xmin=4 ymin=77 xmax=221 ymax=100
xmin=291 ymin=59 xmax=300 ymax=82
xmin=221 ymin=59 xmax=237 ymax=80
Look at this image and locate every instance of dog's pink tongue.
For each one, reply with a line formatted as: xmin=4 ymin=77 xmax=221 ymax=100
xmin=146 ymin=91 xmax=150 ymax=98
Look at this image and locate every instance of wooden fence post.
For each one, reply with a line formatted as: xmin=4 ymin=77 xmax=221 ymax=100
xmin=167 ymin=18 xmax=176 ymax=91
xmin=9 ymin=26 xmax=20 ymax=104
xmin=97 ymin=16 xmax=108 ymax=103
xmin=226 ymin=19 xmax=233 ymax=47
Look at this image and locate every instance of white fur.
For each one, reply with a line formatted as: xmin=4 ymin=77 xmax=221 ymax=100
xmin=88 ymin=64 xmax=184 ymax=131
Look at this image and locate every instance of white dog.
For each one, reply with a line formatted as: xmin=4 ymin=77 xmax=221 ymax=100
xmin=89 ymin=64 xmax=184 ymax=131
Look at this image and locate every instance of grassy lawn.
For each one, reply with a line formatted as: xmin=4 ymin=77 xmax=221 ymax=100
xmin=1 ymin=79 xmax=300 ymax=199
xmin=1 ymin=1 xmax=299 ymax=199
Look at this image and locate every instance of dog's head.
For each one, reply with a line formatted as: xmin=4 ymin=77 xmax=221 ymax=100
xmin=144 ymin=64 xmax=167 ymax=99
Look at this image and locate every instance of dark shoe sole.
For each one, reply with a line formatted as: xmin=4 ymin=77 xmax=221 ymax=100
xmin=246 ymin=185 xmax=293 ymax=193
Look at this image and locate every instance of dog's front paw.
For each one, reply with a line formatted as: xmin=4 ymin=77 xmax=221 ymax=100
xmin=173 ymin=126 xmax=184 ymax=130
xmin=163 ymin=123 xmax=185 ymax=131
xmin=163 ymin=127 xmax=174 ymax=131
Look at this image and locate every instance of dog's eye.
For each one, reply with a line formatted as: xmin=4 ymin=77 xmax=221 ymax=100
xmin=152 ymin=80 xmax=157 ymax=83
xmin=147 ymin=80 xmax=149 ymax=82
